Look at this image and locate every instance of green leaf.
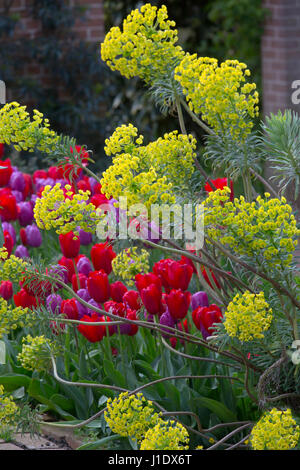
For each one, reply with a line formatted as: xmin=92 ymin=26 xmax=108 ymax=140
xmin=0 ymin=374 xmax=31 ymax=391
xmin=0 ymin=340 xmax=6 ymax=364
xmin=103 ymin=359 xmax=126 ymax=388
xmin=195 ymin=396 xmax=237 ymax=423
xmin=77 ymin=434 xmax=120 ymax=450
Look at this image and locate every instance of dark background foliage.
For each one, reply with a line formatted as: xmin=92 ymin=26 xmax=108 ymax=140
xmin=0 ymin=0 xmax=266 ymax=170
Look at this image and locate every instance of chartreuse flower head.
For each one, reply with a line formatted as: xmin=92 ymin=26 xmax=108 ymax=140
xmin=0 ymin=385 xmax=18 ymax=436
xmin=112 ymin=247 xmax=150 ymax=286
xmin=101 ymin=125 xmax=196 ymax=208
xmin=174 ymin=55 xmax=259 ymax=141
xmin=34 ymin=183 xmax=99 ymax=235
xmin=0 ymin=248 xmax=29 ymax=282
xmin=17 ymin=335 xmax=56 ymax=372
xmin=203 ymin=188 xmax=300 ymax=269
xmin=101 ymin=3 xmax=184 ymax=84
xmin=0 ymin=298 xmax=34 ymax=339
xmin=104 ymin=392 xmax=161 ymax=442
xmin=250 ymin=408 xmax=300 ymax=450
xmin=0 ymin=102 xmax=59 ymax=153
xmin=224 ymin=291 xmax=272 ymax=342
xmin=140 ymin=420 xmax=189 ymax=450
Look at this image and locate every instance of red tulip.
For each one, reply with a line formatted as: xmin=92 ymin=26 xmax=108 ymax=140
xmin=59 ymin=231 xmax=80 ymax=259
xmin=0 ymin=190 xmax=18 ymax=221
xmin=201 ymin=266 xmax=221 ymax=290
xmin=192 ymin=304 xmax=223 ymax=339
xmin=90 ymin=242 xmax=116 ymax=275
xmin=3 ymin=230 xmax=13 ymax=257
xmin=33 ymin=169 xmax=48 ymax=183
xmin=77 ymin=313 xmax=106 ymax=343
xmin=104 ymin=300 xmax=126 ymax=318
xmin=140 ymin=283 xmax=163 ymax=316
xmin=126 ymin=309 xmax=139 ymax=336
xmin=14 ymin=288 xmax=38 ymax=309
xmin=153 ymin=259 xmax=173 ymax=290
xmin=205 ymin=178 xmax=234 ymax=201
xmin=0 ymin=159 xmax=12 ymax=187
xmin=167 ymin=261 xmax=193 ymax=291
xmin=71 ymin=273 xmax=87 ymax=292
xmin=0 ymin=280 xmax=13 ymax=300
xmin=135 ymin=273 xmax=161 ymax=293
xmin=87 ymin=270 xmax=110 ymax=303
xmin=123 ymin=290 xmax=141 ymax=311
xmin=90 ymin=193 xmax=110 ymax=208
xmin=110 ymin=281 xmax=127 ymax=303
xmin=166 ymin=289 xmax=191 ymax=320
xmin=61 ymin=298 xmax=78 ymax=320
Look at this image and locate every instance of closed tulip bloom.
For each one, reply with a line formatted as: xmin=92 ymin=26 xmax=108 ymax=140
xmin=90 ymin=242 xmax=116 ymax=274
xmin=17 ymin=201 xmax=34 ymax=226
xmin=191 ymin=291 xmax=209 ymax=311
xmin=14 ymin=288 xmax=38 ymax=309
xmin=46 ymin=294 xmax=62 ymax=315
xmin=25 ymin=224 xmax=42 ymax=247
xmin=167 ymin=261 xmax=193 ymax=291
xmin=123 ymin=290 xmax=141 ymax=311
xmin=192 ymin=304 xmax=223 ymax=340
xmin=2 ymin=222 xmax=16 ymax=243
xmin=71 ymin=273 xmax=87 ymax=292
xmin=110 ymin=281 xmax=127 ymax=303
xmin=3 ymin=230 xmax=13 ymax=257
xmin=9 ymin=171 xmax=25 ymax=192
xmin=59 ymin=231 xmax=80 ymax=258
xmin=166 ymin=289 xmax=191 ymax=320
xmin=61 ymin=298 xmax=79 ymax=320
xmin=126 ymin=309 xmax=139 ymax=336
xmin=0 ymin=280 xmax=13 ymax=300
xmin=140 ymin=283 xmax=163 ymax=315
xmin=0 ymin=159 xmax=12 ymax=187
xmin=135 ymin=272 xmax=161 ymax=293
xmin=159 ymin=308 xmax=176 ymax=337
xmin=77 ymin=313 xmax=106 ymax=343
xmin=0 ymin=190 xmax=18 ymax=221
xmin=78 ymin=228 xmax=93 ymax=246
xmin=77 ymin=256 xmax=92 ymax=277
xmin=87 ymin=270 xmax=110 ymax=303
xmin=14 ymin=244 xmax=29 ymax=259
xmin=58 ymin=256 xmax=76 ymax=282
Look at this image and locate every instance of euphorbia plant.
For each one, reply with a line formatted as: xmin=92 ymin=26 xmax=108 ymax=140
xmin=0 ymin=2 xmax=300 ymax=451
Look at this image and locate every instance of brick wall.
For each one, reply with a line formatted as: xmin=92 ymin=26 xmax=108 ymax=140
xmin=262 ymin=0 xmax=300 ymax=116
xmin=0 ymin=0 xmax=104 ymax=42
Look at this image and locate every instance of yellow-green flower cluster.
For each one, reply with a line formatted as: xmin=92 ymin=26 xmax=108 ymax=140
xmin=112 ymin=247 xmax=150 ymax=286
xmin=224 ymin=291 xmax=272 ymax=342
xmin=101 ymin=125 xmax=196 ymax=208
xmin=105 ymin=392 xmax=161 ymax=442
xmin=0 ymin=385 xmax=18 ymax=432
xmin=0 ymin=298 xmax=34 ymax=339
xmin=101 ymin=3 xmax=184 ymax=84
xmin=140 ymin=420 xmax=189 ymax=450
xmin=104 ymin=123 xmax=144 ymax=156
xmin=0 ymin=102 xmax=59 ymax=153
xmin=250 ymin=408 xmax=300 ymax=450
xmin=17 ymin=335 xmax=54 ymax=372
xmin=175 ymin=55 xmax=259 ymax=141
xmin=34 ymin=183 xmax=99 ymax=235
xmin=204 ymin=187 xmax=300 ymax=268
xmin=0 ymin=249 xmax=29 ymax=282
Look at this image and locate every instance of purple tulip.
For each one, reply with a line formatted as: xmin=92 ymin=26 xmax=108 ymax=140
xmin=2 ymin=222 xmax=16 ymax=243
xmin=35 ymin=177 xmax=55 ymax=192
xmin=88 ymin=177 xmax=98 ymax=193
xmin=18 ymin=201 xmax=34 ymax=226
xmin=30 ymin=194 xmax=38 ymax=207
xmin=25 ymin=224 xmax=42 ymax=247
xmin=9 ymin=171 xmax=25 ymax=192
xmin=48 ymin=264 xmax=67 ymax=287
xmin=160 ymin=309 xmax=176 ymax=337
xmin=76 ymin=288 xmax=92 ymax=319
xmin=78 ymin=228 xmax=93 ymax=246
xmin=12 ymin=190 xmax=24 ymax=202
xmin=77 ymin=256 xmax=92 ymax=276
xmin=191 ymin=291 xmax=209 ymax=311
xmin=46 ymin=294 xmax=62 ymax=315
xmin=14 ymin=245 xmax=29 ymax=259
